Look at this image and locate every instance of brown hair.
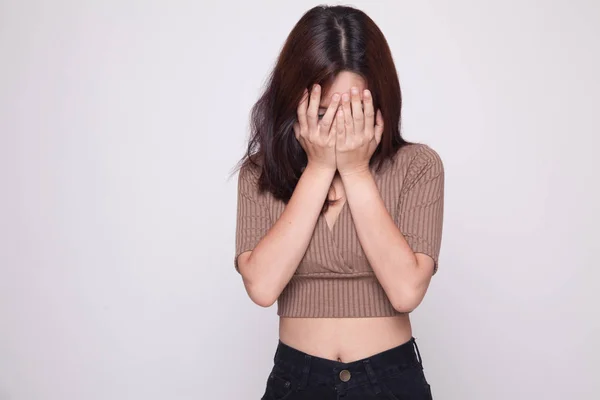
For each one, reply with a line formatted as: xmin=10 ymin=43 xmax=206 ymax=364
xmin=236 ymin=4 xmax=410 ymax=209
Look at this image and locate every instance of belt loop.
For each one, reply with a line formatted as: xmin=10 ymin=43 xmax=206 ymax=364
xmin=298 ymin=354 xmax=311 ymax=390
xmin=363 ymin=359 xmax=382 ymax=394
xmin=412 ymin=337 xmax=423 ymax=367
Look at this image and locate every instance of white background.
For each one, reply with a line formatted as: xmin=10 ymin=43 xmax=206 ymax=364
xmin=1 ymin=0 xmax=599 ymax=399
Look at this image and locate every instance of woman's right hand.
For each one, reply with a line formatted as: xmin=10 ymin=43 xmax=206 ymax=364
xmin=293 ymin=84 xmax=341 ymax=172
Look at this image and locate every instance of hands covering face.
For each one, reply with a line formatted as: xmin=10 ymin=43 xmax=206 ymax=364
xmin=293 ymin=84 xmax=384 ymax=175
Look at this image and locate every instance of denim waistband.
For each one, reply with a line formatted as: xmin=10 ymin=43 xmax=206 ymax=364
xmin=272 ymin=337 xmax=423 ymax=395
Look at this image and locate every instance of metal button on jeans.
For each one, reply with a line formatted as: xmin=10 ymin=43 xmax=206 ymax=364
xmin=339 ymin=369 xmax=351 ymax=382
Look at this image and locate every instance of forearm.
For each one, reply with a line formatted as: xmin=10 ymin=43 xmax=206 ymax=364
xmin=241 ymin=163 xmax=335 ymax=305
xmin=340 ymin=169 xmax=428 ymax=311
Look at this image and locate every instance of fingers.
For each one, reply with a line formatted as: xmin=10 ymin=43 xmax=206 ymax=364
xmin=350 ymin=87 xmax=364 ymax=134
xmin=335 ymin=106 xmax=345 ymax=145
xmin=375 ymin=109 xmax=384 ymax=144
xmin=319 ymin=93 xmax=341 ymax=136
xmin=307 ymin=84 xmax=321 ymax=134
xmin=297 ymin=88 xmax=309 ymax=135
xmin=330 ymin=111 xmax=338 ymax=137
xmin=363 ymin=89 xmax=375 ymax=137
xmin=341 ymin=92 xmax=353 ymax=138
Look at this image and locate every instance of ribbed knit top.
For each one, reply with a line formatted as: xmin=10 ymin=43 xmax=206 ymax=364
xmin=234 ymin=143 xmax=444 ymax=318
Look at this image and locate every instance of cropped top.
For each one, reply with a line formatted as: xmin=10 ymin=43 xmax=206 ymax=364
xmin=234 ymin=143 xmax=444 ymax=318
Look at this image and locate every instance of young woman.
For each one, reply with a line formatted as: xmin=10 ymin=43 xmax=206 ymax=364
xmin=234 ymin=5 xmax=444 ymax=399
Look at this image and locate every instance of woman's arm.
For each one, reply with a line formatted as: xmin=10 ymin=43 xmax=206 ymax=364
xmin=236 ymin=84 xmax=341 ymax=307
xmin=335 ymin=87 xmax=444 ymax=313
xmin=237 ymin=164 xmax=334 ymax=307
xmin=340 ymin=149 xmax=444 ymax=313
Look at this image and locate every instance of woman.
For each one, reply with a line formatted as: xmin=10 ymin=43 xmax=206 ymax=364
xmin=234 ymin=5 xmax=444 ymax=399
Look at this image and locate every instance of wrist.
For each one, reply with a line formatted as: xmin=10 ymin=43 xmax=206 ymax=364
xmin=339 ymin=167 xmax=374 ymax=193
xmin=304 ymin=161 xmax=337 ymax=177
xmin=338 ymin=164 xmax=371 ymax=178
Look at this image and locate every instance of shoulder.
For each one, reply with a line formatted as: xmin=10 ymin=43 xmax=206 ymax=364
xmin=237 ymin=160 xmax=263 ymax=197
xmin=392 ymin=143 xmax=444 ymax=177
xmin=237 ymin=160 xmax=274 ymax=205
xmin=394 ymin=143 xmax=443 ymax=168
xmin=238 ymin=160 xmax=262 ymax=184
xmin=384 ymin=144 xmax=444 ymax=193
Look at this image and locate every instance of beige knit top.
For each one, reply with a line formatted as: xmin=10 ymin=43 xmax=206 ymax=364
xmin=234 ymin=143 xmax=444 ymax=318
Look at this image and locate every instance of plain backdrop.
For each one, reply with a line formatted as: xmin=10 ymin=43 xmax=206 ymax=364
xmin=1 ymin=0 xmax=599 ymax=399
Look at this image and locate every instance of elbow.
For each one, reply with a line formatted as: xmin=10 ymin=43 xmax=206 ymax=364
xmin=247 ymin=286 xmax=278 ymax=308
xmin=241 ymin=274 xmax=279 ymax=308
xmin=392 ymin=303 xmax=417 ymax=314
xmin=238 ymin=253 xmax=282 ymax=308
xmin=390 ymin=290 xmax=424 ymax=313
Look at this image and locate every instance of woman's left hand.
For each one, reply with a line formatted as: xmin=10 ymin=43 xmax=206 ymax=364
xmin=335 ymin=87 xmax=384 ymax=176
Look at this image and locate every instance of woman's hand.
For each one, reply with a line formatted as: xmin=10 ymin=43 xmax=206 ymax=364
xmin=335 ymin=87 xmax=384 ymax=176
xmin=293 ymin=84 xmax=341 ymax=172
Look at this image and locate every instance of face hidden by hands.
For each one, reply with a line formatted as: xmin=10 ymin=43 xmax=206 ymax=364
xmin=293 ymin=71 xmax=384 ymax=175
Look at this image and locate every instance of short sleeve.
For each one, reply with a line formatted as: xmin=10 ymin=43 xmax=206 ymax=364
xmin=234 ymin=165 xmax=272 ymax=272
xmin=395 ymin=145 xmax=445 ymax=274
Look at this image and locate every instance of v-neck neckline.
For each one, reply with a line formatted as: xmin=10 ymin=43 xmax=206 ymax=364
xmin=322 ymin=199 xmax=348 ymax=234
xmin=317 ymin=199 xmax=350 ymax=269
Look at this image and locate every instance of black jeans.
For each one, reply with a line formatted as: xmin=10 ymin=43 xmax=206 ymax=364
xmin=261 ymin=337 xmax=433 ymax=399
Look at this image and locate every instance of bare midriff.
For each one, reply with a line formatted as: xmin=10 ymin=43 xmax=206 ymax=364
xmin=279 ymin=314 xmax=412 ymax=363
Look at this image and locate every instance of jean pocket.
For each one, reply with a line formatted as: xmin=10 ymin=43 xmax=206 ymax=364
xmin=380 ymin=366 xmax=433 ymax=400
xmin=261 ymin=364 xmax=295 ymax=400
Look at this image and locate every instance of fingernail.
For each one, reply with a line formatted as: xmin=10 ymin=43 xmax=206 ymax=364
xmin=342 ymin=93 xmax=349 ymax=102
xmin=351 ymin=87 xmax=358 ymax=95
xmin=332 ymin=93 xmax=340 ymax=101
xmin=364 ymin=89 xmax=370 ymax=98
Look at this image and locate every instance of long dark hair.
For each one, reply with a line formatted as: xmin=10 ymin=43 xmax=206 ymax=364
xmin=235 ymin=5 xmax=410 ymax=209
